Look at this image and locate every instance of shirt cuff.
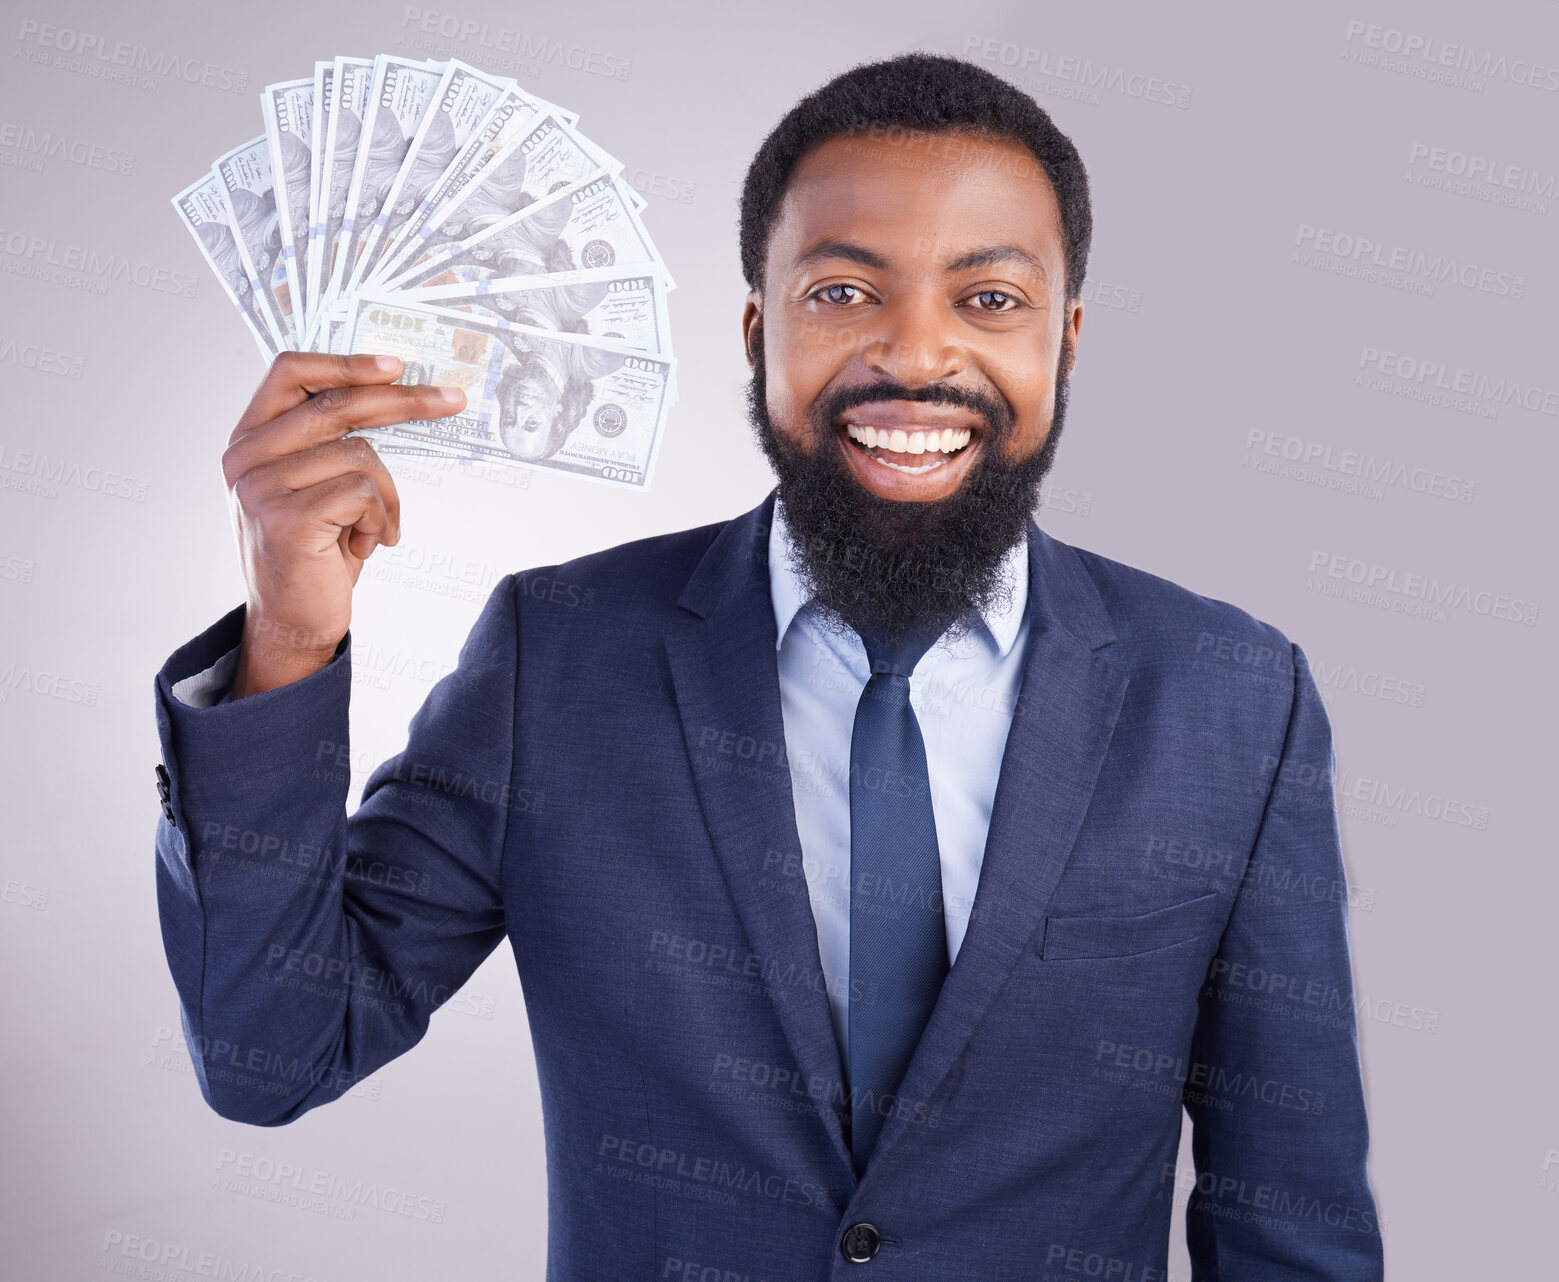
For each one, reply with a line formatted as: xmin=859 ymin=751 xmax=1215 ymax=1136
xmin=169 ymin=644 xmax=239 ymax=708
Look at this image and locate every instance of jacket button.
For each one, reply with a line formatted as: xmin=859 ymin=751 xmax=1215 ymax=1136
xmin=155 ymin=762 xmax=171 ymax=799
xmin=841 ymin=1222 xmax=881 ymax=1263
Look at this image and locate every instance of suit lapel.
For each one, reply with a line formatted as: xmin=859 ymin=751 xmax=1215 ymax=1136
xmin=664 ymin=491 xmax=855 ymax=1173
xmin=865 ymin=522 xmax=1130 ymax=1173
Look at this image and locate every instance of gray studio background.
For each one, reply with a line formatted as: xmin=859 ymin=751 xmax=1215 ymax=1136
xmin=2 ymin=0 xmax=1555 ymax=1276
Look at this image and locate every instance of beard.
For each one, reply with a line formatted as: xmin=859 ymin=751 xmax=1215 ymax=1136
xmin=745 ymin=323 xmax=1074 ymax=646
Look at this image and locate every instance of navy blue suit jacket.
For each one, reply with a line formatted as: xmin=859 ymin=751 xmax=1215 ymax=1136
xmin=153 ymin=489 xmax=1384 ymax=1279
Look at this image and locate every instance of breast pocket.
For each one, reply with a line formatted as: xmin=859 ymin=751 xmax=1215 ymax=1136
xmin=1038 ymin=891 xmax=1225 ymax=961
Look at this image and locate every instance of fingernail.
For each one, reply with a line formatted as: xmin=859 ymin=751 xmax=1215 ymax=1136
xmin=373 ymin=355 xmax=400 ymax=372
xmin=438 ymin=386 xmax=464 ymax=404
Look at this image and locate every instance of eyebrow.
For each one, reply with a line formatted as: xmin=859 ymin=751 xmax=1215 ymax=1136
xmin=791 ymin=239 xmax=1049 ymax=285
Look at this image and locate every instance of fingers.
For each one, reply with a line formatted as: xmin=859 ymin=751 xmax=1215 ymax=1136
xmin=236 ymin=435 xmax=403 ymax=540
xmin=275 ymin=470 xmax=395 ymax=560
xmin=224 ymin=379 xmax=464 ymax=482
xmin=232 ymin=351 xmax=406 ymax=442
xmin=345 ymin=524 xmax=381 ymax=562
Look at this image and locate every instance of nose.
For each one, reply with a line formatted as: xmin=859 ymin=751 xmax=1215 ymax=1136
xmin=860 ymin=290 xmax=967 ymax=386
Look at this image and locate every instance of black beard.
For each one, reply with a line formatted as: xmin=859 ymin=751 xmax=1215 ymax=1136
xmin=745 ymin=324 xmax=1073 ymax=645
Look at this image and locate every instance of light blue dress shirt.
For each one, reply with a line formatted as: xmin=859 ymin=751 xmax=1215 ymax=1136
xmin=767 ymin=498 xmax=1032 ymax=1060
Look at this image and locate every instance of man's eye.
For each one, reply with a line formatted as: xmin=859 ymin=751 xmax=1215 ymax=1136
xmin=815 ymin=283 xmax=866 ymax=305
xmin=969 ymin=290 xmax=1018 ymax=311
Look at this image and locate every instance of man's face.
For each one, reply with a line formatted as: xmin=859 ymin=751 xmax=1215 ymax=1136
xmin=742 ymin=128 xmax=1083 ymax=641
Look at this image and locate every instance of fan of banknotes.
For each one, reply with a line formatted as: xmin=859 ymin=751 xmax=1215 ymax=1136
xmin=172 ymin=56 xmax=676 ymax=489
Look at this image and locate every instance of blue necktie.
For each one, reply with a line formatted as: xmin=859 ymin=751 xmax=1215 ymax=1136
xmin=847 ymin=616 xmax=952 ymax=1173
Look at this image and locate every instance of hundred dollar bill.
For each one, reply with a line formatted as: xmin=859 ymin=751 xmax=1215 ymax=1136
xmin=301 ymin=60 xmax=332 ymax=329
xmin=350 ymin=60 xmax=513 ymax=295
xmin=304 ymin=59 xmax=332 ymax=271
xmin=385 ymin=170 xmax=667 ymax=292
xmin=364 ymin=83 xmax=588 ymax=284
xmin=171 ymin=171 xmax=280 ymax=359
xmin=345 ymin=297 xmax=674 ymax=488
xmin=212 ymin=136 xmax=292 ymax=348
xmin=305 ymin=56 xmax=374 ymax=341
xmin=401 ymin=267 xmax=672 ymax=355
xmin=328 ymin=55 xmax=445 ymax=304
xmin=261 ymin=76 xmax=316 ymax=333
xmin=369 ymin=97 xmax=618 ymax=286
xmin=303 ymin=296 xmax=350 ymax=354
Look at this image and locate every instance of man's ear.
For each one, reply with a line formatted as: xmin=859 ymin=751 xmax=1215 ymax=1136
xmin=1062 ymin=298 xmax=1083 ymax=376
xmin=741 ymin=289 xmax=762 ymax=369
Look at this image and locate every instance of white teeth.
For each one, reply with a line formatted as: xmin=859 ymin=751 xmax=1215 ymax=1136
xmin=844 ymin=422 xmax=973 ymax=455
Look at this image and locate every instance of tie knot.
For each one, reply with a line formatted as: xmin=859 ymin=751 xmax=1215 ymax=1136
xmin=856 ymin=616 xmax=949 ymax=678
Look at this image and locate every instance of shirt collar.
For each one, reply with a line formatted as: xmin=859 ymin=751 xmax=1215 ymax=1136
xmin=768 ymin=495 xmax=1030 ymax=657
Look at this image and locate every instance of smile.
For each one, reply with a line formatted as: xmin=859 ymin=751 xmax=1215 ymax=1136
xmin=842 ymin=421 xmax=973 ymax=473
xmin=830 ymin=399 xmax=986 ymax=499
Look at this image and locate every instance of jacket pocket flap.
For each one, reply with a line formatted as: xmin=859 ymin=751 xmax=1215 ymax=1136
xmin=1040 ymin=891 xmax=1224 ymax=960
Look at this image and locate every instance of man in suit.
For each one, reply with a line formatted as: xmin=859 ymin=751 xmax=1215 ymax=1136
xmin=153 ymin=53 xmax=1384 ymax=1279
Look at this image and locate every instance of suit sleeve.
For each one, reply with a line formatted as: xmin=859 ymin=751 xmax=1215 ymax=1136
xmin=1181 ymin=643 xmax=1385 ymax=1279
xmin=152 ymin=574 xmax=521 ymax=1125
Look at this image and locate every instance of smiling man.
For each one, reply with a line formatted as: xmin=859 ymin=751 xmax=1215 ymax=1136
xmin=152 ymin=52 xmax=1384 ymax=1281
